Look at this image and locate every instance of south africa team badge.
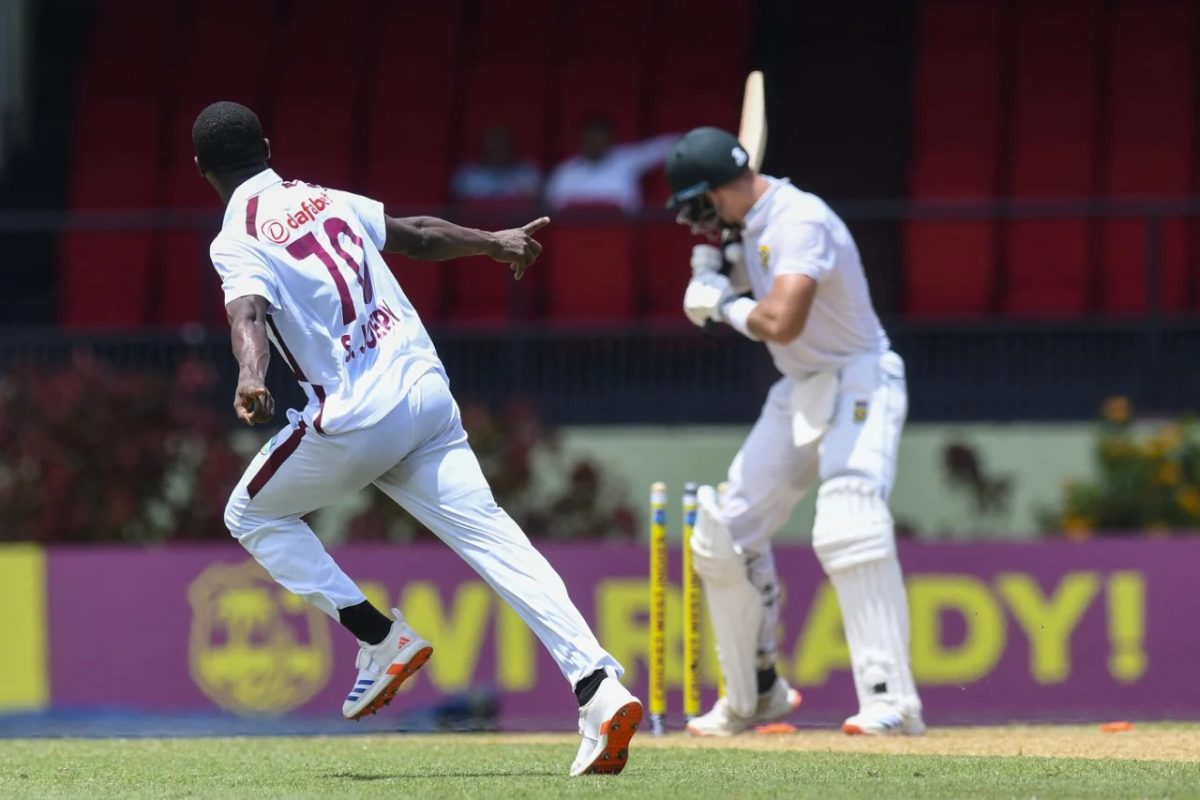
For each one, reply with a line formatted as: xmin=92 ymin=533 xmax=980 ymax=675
xmin=759 ymin=244 xmax=770 ymax=271
xmin=853 ymin=400 xmax=869 ymax=423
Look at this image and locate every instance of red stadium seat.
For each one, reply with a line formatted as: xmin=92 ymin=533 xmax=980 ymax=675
xmin=1002 ymin=0 xmax=1101 ymax=315
xmin=60 ymin=233 xmax=154 ymax=327
xmin=904 ymin=0 xmax=1005 ymax=316
xmin=463 ymin=61 xmax=552 ymax=167
xmin=157 ymin=233 xmax=226 ymax=327
xmin=71 ymin=155 xmax=158 ymax=210
xmin=655 ymin=0 xmax=752 ymax=62
xmin=542 ymin=225 xmax=636 ymax=321
xmin=273 ymin=3 xmax=368 ymax=95
xmin=444 ymin=256 xmax=537 ymax=324
xmin=82 ymin=3 xmax=177 ymax=99
xmin=363 ymin=98 xmax=454 ymax=208
xmin=177 ymin=0 xmax=274 ymax=100
xmin=382 ymin=257 xmax=444 ymax=322
xmin=1099 ymin=0 xmax=1195 ymax=313
xmin=270 ymin=95 xmax=356 ymax=188
xmin=374 ymin=0 xmax=463 ymax=65
xmin=155 ymin=111 xmax=225 ymax=326
xmin=639 ymin=222 xmax=696 ymax=322
xmin=563 ymin=0 xmax=653 ymax=57
xmin=473 ymin=0 xmax=561 ymax=60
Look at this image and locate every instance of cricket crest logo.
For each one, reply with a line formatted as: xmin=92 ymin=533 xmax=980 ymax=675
xmin=188 ymin=560 xmax=332 ymax=716
xmin=759 ymin=244 xmax=770 ymax=271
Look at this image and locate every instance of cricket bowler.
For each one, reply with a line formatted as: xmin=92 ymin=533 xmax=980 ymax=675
xmin=665 ymin=126 xmax=924 ymax=737
xmin=193 ymin=101 xmax=640 ymax=775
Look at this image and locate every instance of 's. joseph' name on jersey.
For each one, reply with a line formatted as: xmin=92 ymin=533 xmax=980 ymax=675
xmin=339 ymin=301 xmax=404 ymax=364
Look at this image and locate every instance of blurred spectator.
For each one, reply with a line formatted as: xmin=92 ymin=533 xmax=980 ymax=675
xmin=544 ymin=117 xmax=678 ymax=213
xmin=451 ymin=125 xmax=542 ymax=205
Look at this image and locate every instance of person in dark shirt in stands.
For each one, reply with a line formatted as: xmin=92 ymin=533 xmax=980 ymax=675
xmin=452 ymin=125 xmax=542 ymax=206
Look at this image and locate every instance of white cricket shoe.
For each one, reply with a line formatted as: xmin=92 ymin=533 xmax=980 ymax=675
xmin=842 ymin=702 xmax=925 ymax=736
xmin=687 ymin=679 xmax=803 ymax=737
xmin=686 ymin=697 xmax=751 ymax=737
xmin=569 ymin=677 xmax=643 ymax=777
xmin=756 ymin=678 xmax=803 ymax=723
xmin=341 ymin=608 xmax=433 ymax=721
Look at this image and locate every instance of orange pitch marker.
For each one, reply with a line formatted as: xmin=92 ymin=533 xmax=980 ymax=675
xmin=1100 ymin=721 xmax=1134 ymax=733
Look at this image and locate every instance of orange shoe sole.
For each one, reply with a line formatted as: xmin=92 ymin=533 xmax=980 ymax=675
xmin=585 ymin=701 xmax=643 ymax=775
xmin=349 ymin=646 xmax=433 ymax=721
xmin=842 ymin=722 xmax=865 ymax=735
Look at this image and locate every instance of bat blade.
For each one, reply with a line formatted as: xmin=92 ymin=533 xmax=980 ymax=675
xmin=738 ymin=70 xmax=767 ymax=171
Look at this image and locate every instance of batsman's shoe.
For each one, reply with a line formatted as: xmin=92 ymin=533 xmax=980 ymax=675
xmin=686 ymin=697 xmax=754 ymax=737
xmin=570 ymin=678 xmax=643 ymax=777
xmin=342 ymin=609 xmax=432 ymax=721
xmin=756 ymin=678 xmax=803 ymax=724
xmin=842 ymin=703 xmax=925 ymax=736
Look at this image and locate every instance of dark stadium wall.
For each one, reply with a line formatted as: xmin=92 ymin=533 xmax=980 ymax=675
xmin=0 ymin=0 xmax=92 ymax=325
xmin=753 ymin=0 xmax=918 ymax=316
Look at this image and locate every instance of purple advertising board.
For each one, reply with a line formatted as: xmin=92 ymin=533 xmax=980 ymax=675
xmin=38 ymin=538 xmax=1199 ymax=729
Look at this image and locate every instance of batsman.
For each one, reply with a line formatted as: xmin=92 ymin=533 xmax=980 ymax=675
xmin=666 ymin=126 xmax=924 ymax=737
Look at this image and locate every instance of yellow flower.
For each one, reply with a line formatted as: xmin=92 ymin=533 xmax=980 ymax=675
xmin=1159 ymin=423 xmax=1184 ymax=451
xmin=1142 ymin=438 xmax=1168 ymax=458
xmin=1100 ymin=438 xmax=1133 ymax=462
xmin=1062 ymin=515 xmax=1093 ymax=541
xmin=1102 ymin=395 xmax=1133 ymax=424
xmin=1154 ymin=462 xmax=1182 ymax=486
xmin=1178 ymin=487 xmax=1200 ymax=517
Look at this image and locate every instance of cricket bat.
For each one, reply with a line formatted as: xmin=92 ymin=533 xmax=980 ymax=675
xmin=738 ymin=70 xmax=767 ymax=171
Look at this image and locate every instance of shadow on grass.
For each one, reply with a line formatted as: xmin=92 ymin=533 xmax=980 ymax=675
xmin=326 ymin=771 xmax=560 ymax=781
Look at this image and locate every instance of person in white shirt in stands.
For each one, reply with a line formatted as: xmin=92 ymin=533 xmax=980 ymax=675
xmin=451 ymin=125 xmax=542 ymax=205
xmin=544 ymin=116 xmax=677 ymax=213
xmin=193 ymin=101 xmax=641 ymax=777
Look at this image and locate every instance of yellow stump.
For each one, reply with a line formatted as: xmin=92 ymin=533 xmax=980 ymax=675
xmin=648 ymin=482 xmax=668 ymax=735
xmin=682 ymin=482 xmax=701 ymax=720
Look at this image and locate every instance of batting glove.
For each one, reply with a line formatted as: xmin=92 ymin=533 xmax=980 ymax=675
xmin=690 ymin=244 xmax=724 ymax=276
xmin=683 ymin=272 xmax=735 ymax=328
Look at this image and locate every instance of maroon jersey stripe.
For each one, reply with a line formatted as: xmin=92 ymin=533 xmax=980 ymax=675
xmin=312 ymin=384 xmax=327 ymax=434
xmin=247 ymin=421 xmax=307 ymax=499
xmin=245 ymin=196 xmax=259 ymax=238
xmin=266 ymin=316 xmax=307 ymax=382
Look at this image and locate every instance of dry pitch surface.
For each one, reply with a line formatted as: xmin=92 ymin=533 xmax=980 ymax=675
xmin=3 ymin=724 xmax=1199 ymax=799
xmin=605 ymin=723 xmax=1200 ymax=762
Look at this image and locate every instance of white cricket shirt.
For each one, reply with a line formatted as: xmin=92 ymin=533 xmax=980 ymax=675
xmin=739 ymin=177 xmax=890 ymax=377
xmin=209 ymin=169 xmax=442 ymax=434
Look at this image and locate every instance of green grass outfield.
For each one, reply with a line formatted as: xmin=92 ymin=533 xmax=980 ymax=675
xmin=3 ymin=726 xmax=1199 ymax=799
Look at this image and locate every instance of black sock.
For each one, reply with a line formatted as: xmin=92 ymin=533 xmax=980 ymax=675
xmin=338 ymin=600 xmax=393 ymax=645
xmin=574 ymin=668 xmax=606 ymax=707
xmin=757 ymin=666 xmax=778 ymax=695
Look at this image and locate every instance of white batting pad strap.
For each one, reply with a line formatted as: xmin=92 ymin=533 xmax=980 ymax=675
xmin=811 ymin=477 xmax=895 ymax=575
xmin=830 ymin=556 xmax=921 ymax=714
xmin=690 ymin=484 xmax=761 ymax=716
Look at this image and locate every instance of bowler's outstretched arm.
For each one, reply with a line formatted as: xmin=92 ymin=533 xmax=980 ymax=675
xmin=383 ymin=215 xmax=550 ymax=279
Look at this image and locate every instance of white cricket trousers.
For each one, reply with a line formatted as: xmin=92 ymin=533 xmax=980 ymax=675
xmin=722 ymin=350 xmax=908 ymax=665
xmin=224 ymin=369 xmax=621 ymax=687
